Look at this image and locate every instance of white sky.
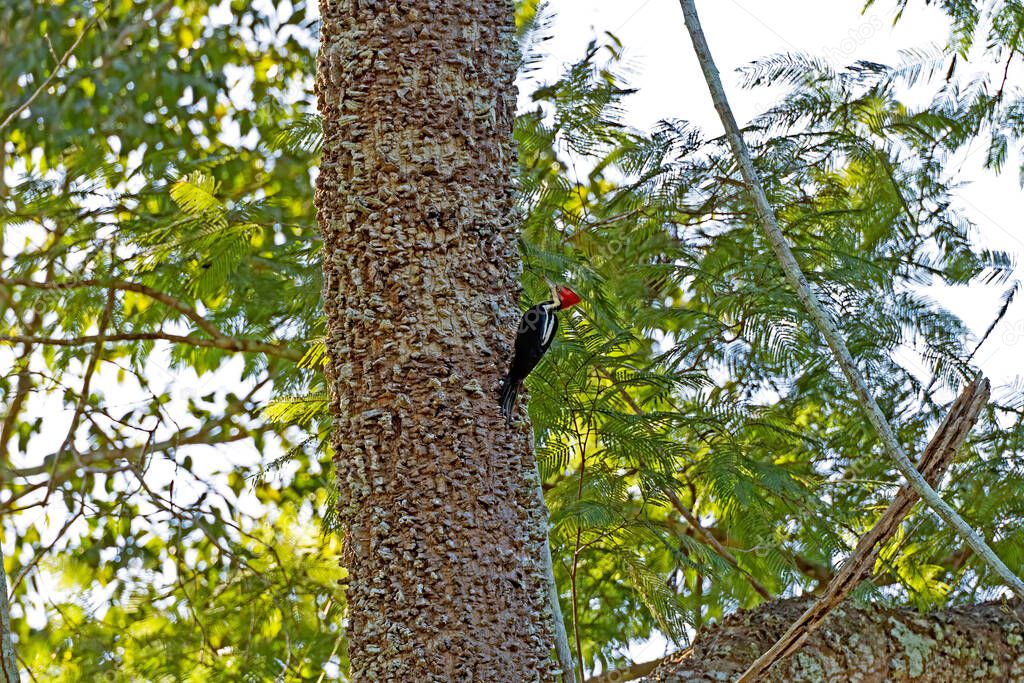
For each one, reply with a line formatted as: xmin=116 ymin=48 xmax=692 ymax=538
xmin=537 ymin=1 xmax=1024 ymax=403
xmin=537 ymin=0 xmax=951 ymax=129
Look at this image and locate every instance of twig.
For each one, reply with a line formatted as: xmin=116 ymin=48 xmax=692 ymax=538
xmin=41 ymin=286 xmax=118 ymax=508
xmin=666 ymin=490 xmax=772 ymax=600
xmin=996 ymin=46 xmax=1017 ymax=103
xmin=0 ymin=312 xmax=43 ymax=464
xmin=594 ymin=366 xmax=773 ymax=601
xmin=0 ymin=277 xmax=224 ymax=339
xmin=42 ymin=33 xmax=59 ymax=64
xmin=0 ymin=418 xmax=246 ymax=507
xmin=0 ymin=14 xmax=97 ymax=134
xmin=7 ymin=509 xmax=85 ymax=597
xmin=920 ymin=281 xmax=1017 ymax=404
xmin=736 ymin=375 xmax=990 ymax=681
xmin=0 ymin=277 xmax=302 ymax=360
xmin=677 ymin=0 xmax=1024 ymax=598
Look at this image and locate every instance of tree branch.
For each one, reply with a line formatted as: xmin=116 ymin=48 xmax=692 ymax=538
xmin=584 ymin=651 xmax=685 ymax=683
xmin=594 ymin=366 xmax=773 ymax=601
xmin=2 ymin=423 xmax=245 ymax=483
xmin=0 ymin=277 xmax=222 ymax=338
xmin=666 ymin=490 xmax=772 ymax=601
xmin=0 ymin=276 xmax=301 ymax=361
xmin=0 ymin=312 xmax=42 ymax=464
xmin=676 ymin=0 xmax=1024 ymax=598
xmin=528 ymin=429 xmax=577 ymax=682
xmin=0 ymin=13 xmax=97 ymax=134
xmin=0 ymin=332 xmax=301 ymax=362
xmin=736 ymin=374 xmax=990 ymax=681
xmin=651 ymin=596 xmax=1024 ymax=682
xmin=41 ymin=286 xmax=117 ymax=508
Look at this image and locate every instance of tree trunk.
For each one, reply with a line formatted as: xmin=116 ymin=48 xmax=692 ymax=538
xmin=314 ymin=1 xmax=558 ymax=680
xmin=0 ymin=544 xmax=19 ymax=683
xmin=647 ymin=597 xmax=1024 ymax=682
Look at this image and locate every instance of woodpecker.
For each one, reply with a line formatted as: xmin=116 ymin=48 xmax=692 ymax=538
xmin=499 ymin=281 xmax=581 ymax=423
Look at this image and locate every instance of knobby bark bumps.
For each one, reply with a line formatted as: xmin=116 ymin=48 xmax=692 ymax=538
xmin=314 ymin=0 xmax=558 ymax=679
xmin=648 ymin=597 xmax=1024 ymax=682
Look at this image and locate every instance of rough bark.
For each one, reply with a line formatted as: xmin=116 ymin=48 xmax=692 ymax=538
xmin=314 ymin=1 xmax=557 ymax=680
xmin=0 ymin=545 xmax=19 ymax=683
xmin=647 ymin=597 xmax=1024 ymax=682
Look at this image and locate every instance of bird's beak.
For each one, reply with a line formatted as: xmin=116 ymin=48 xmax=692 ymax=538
xmin=543 ymin=275 xmax=559 ymax=302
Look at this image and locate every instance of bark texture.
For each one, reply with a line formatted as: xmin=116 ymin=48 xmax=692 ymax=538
xmin=314 ymin=1 xmax=557 ymax=680
xmin=648 ymin=597 xmax=1024 ymax=682
xmin=0 ymin=544 xmax=19 ymax=683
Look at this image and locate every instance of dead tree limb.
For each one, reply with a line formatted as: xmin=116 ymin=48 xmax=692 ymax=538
xmin=737 ymin=375 xmax=990 ymax=681
xmin=586 ymin=651 xmax=688 ymax=683
xmin=649 ymin=595 xmax=1024 ymax=682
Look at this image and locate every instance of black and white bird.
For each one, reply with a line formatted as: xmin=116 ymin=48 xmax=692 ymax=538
xmin=499 ymin=280 xmax=581 ymax=423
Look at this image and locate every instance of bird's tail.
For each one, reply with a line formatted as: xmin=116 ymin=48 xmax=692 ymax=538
xmin=499 ymin=374 xmax=519 ymax=424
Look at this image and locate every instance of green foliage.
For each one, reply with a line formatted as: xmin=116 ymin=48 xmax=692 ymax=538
xmin=872 ymin=0 xmax=1024 ymax=181
xmin=1 ymin=1 xmax=333 ymax=679
xmin=20 ymin=506 xmax=347 ymax=681
xmin=510 ymin=13 xmax=1024 ymax=672
xmin=6 ymin=0 xmax=1024 ymax=680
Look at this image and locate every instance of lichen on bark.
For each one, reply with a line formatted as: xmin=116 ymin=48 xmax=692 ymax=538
xmin=648 ymin=597 xmax=1024 ymax=682
xmin=314 ymin=0 xmax=557 ymax=680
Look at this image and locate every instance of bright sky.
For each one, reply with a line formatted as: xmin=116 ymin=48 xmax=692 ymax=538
xmin=537 ymin=1 xmax=1024 ymax=407
xmin=538 ymin=0 xmax=951 ymax=128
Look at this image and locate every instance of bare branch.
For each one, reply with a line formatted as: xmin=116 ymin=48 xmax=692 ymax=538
xmin=736 ymin=375 xmax=990 ymax=681
xmin=0 ymin=418 xmax=247 ymax=501
xmin=584 ymin=651 xmax=686 ymax=683
xmin=676 ymin=0 xmax=1024 ymax=598
xmin=41 ymin=286 xmax=118 ymax=508
xmin=0 ymin=13 xmax=98 ymax=134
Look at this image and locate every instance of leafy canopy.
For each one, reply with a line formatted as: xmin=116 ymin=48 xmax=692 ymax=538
xmin=4 ymin=0 xmax=1024 ymax=679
